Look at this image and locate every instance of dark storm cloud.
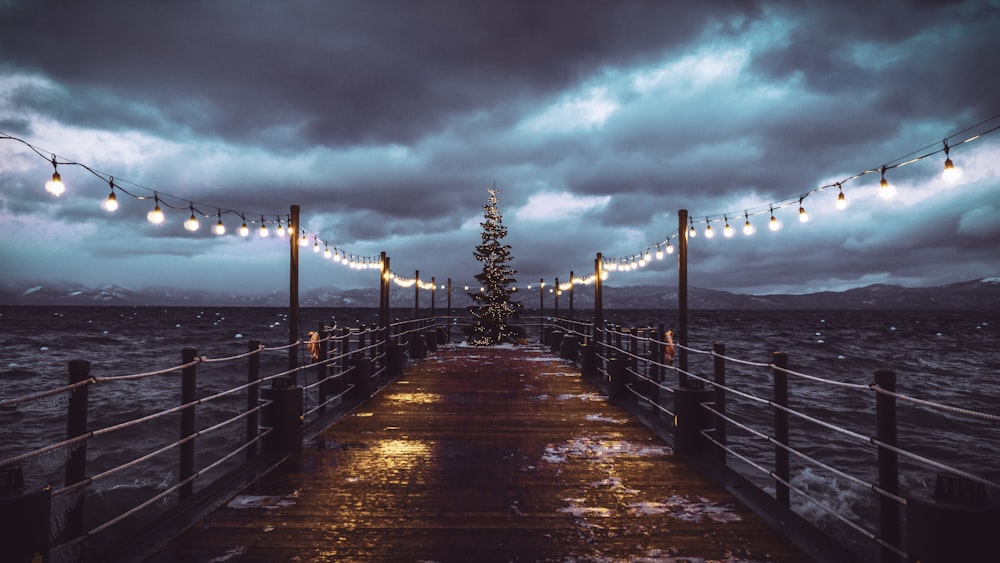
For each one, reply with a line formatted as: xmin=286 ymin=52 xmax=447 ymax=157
xmin=0 ymin=0 xmax=762 ymax=148
xmin=1 ymin=0 xmax=998 ymax=295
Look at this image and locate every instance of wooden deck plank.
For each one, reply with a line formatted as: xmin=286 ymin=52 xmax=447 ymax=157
xmin=150 ymin=345 xmax=811 ymax=562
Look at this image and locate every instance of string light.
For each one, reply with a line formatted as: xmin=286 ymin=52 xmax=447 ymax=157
xmin=184 ymin=204 xmax=200 ymax=232
xmin=147 ymin=194 xmax=165 ymax=224
xmin=299 ymin=231 xmax=309 ymax=247
xmin=44 ymin=157 xmax=65 ymax=197
xmin=942 ymin=139 xmax=963 ymax=184
xmin=213 ymin=210 xmax=226 ymax=235
xmin=5 ymin=115 xmax=998 ymax=291
xmin=239 ymin=214 xmax=250 ymax=237
xmin=324 ymin=244 xmax=332 ymax=259
xmin=259 ymin=215 xmax=269 ymax=237
xmin=835 ymin=183 xmax=848 ymax=210
xmin=103 ymin=178 xmax=118 ymax=212
xmin=879 ymin=166 xmax=895 ymax=200
xmin=742 ymin=211 xmax=755 ymax=235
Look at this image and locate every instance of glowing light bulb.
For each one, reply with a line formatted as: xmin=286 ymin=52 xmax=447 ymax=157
xmin=103 ymin=190 xmax=118 ymax=212
xmin=835 ymin=184 xmax=848 ymax=210
xmin=259 ymin=216 xmax=269 ymax=238
xmin=276 ymin=220 xmax=286 ymax=238
xmin=723 ymin=217 xmax=734 ymax=238
xmin=299 ymin=233 xmax=309 ymax=247
xmin=45 ymin=159 xmax=65 ymax=196
xmin=688 ymin=219 xmax=697 ymax=238
xmin=147 ymin=196 xmax=165 ymax=224
xmin=666 ymin=242 xmax=674 ymax=254
xmin=743 ymin=213 xmax=754 ymax=236
xmin=941 ymin=141 xmax=963 ymax=184
xmin=879 ymin=167 xmax=895 ymax=200
xmin=798 ymin=206 xmax=809 ymax=223
xmin=942 ymin=158 xmax=962 ymax=184
xmin=213 ymin=213 xmax=226 ymax=235
xmin=184 ymin=205 xmax=200 ymax=231
xmin=239 ymin=215 xmax=250 ymax=237
xmin=313 ymin=240 xmax=320 ymax=253
xmin=324 ymin=245 xmax=332 ymax=259
xmin=769 ymin=207 xmax=781 ymax=231
xmin=704 ymin=221 xmax=714 ymax=238
xmin=655 ymin=245 xmax=664 ymax=260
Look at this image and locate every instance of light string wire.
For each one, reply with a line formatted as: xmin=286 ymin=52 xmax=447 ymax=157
xmin=550 ymin=113 xmax=1000 ymax=285
xmin=6 ymin=112 xmax=1000 ymax=292
xmin=0 ymin=131 xmax=390 ymax=274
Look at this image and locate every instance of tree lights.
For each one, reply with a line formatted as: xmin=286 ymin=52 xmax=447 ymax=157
xmin=468 ymin=187 xmax=521 ymax=346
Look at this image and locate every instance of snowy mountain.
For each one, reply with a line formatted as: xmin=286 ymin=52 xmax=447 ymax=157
xmin=2 ymin=279 xmax=998 ymax=310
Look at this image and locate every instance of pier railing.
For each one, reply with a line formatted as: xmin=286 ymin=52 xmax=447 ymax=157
xmin=0 ymin=316 xmax=441 ymax=563
xmin=541 ymin=315 xmax=999 ymax=563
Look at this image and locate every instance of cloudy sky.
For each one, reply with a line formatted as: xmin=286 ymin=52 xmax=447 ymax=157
xmin=2 ymin=0 xmax=999 ymax=298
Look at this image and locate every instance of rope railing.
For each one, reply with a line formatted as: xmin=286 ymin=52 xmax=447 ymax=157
xmin=1 ymin=315 xmax=440 ymax=559
xmin=545 ymin=313 xmax=996 ymax=562
xmin=871 ymin=384 xmax=1000 ymax=422
xmin=700 ymin=431 xmax=909 ymax=560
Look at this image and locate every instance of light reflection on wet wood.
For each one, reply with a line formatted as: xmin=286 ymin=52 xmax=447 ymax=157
xmin=151 ymin=346 xmax=810 ymax=562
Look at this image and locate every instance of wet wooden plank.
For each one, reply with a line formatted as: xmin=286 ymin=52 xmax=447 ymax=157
xmin=150 ymin=345 xmax=811 ymax=562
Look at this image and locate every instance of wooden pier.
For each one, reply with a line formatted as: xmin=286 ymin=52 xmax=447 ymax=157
xmin=149 ymin=345 xmax=811 ymax=562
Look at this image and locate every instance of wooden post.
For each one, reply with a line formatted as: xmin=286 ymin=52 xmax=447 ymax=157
xmin=594 ymin=253 xmax=603 ymax=333
xmin=772 ymin=351 xmax=790 ymax=507
xmin=317 ymin=322 xmax=328 ymax=416
xmin=677 ymin=209 xmax=689 ymax=386
xmin=538 ymin=278 xmax=544 ymax=339
xmin=431 ymin=276 xmax=436 ymax=317
xmin=874 ymin=368 xmax=901 ymax=563
xmin=569 ymin=270 xmax=575 ymax=320
xmin=288 ymin=205 xmax=300 ymax=386
xmin=379 ymin=252 xmax=389 ymax=331
xmin=413 ymin=270 xmax=419 ymax=317
xmin=247 ymin=340 xmax=260 ymax=461
xmin=713 ymin=342 xmax=727 ymax=463
xmin=179 ymin=347 xmax=197 ymax=501
xmin=446 ymin=277 xmax=452 ymax=342
xmin=554 ymin=277 xmax=559 ymax=318
xmin=64 ymin=359 xmax=90 ymax=540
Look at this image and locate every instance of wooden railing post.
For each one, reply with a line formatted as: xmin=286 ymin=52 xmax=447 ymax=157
xmin=64 ymin=359 xmax=91 ymax=540
xmin=713 ymin=342 xmax=727 ymax=463
xmin=179 ymin=347 xmax=198 ymax=501
xmin=247 ymin=340 xmax=260 ymax=461
xmin=317 ymin=322 xmax=328 ymax=416
xmin=771 ymin=351 xmax=790 ymax=507
xmin=874 ymin=368 xmax=901 ymax=563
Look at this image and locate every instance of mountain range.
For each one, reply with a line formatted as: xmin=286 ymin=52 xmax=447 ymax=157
xmin=2 ymin=278 xmax=998 ymax=310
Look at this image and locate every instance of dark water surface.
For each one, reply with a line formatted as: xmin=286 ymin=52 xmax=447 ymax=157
xmin=1 ymin=306 xmax=997 ymax=557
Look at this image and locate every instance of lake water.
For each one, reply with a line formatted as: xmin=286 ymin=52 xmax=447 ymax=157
xmin=1 ymin=305 xmax=997 ymax=559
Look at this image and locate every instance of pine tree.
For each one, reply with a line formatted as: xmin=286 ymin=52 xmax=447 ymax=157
xmin=468 ymin=186 xmax=522 ymax=345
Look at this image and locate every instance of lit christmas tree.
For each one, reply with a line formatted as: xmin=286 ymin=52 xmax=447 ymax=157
xmin=468 ymin=186 xmax=522 ymax=345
